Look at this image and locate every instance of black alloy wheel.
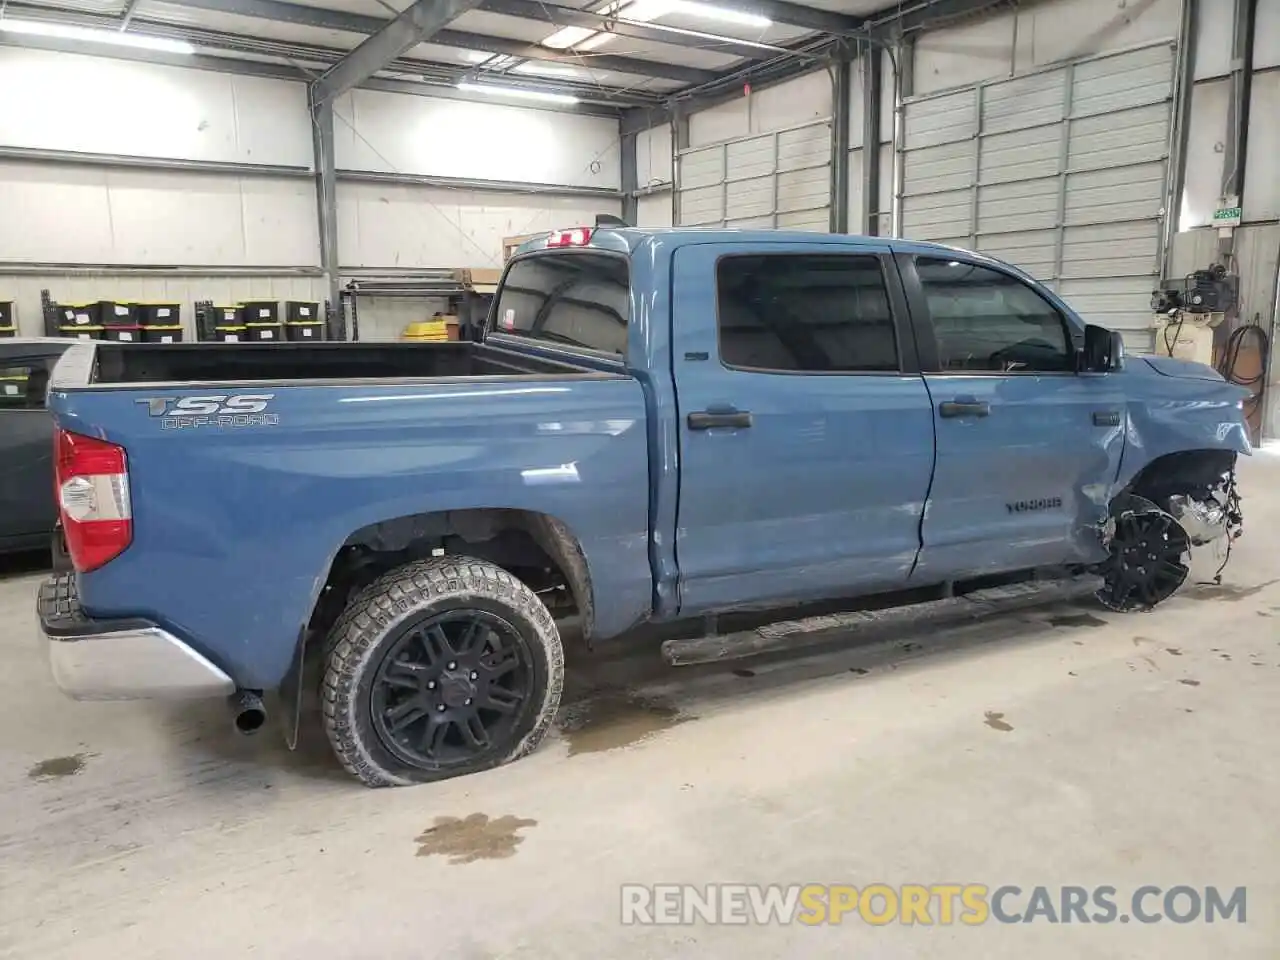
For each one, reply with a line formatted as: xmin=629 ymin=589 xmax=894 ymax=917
xmin=1096 ymin=507 xmax=1191 ymax=612
xmin=369 ymin=609 xmax=534 ymax=770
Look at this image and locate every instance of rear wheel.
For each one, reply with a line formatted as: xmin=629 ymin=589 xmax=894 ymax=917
xmin=321 ymin=556 xmax=563 ymax=787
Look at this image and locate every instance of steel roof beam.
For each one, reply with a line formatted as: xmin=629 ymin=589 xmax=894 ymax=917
xmin=434 ymin=28 xmax=720 ymax=81
xmin=156 ymin=0 xmax=717 ymax=82
xmin=313 ymin=0 xmax=484 ymax=102
xmin=476 ymin=0 xmax=796 ymax=59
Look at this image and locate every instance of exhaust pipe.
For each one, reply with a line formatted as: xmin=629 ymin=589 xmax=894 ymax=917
xmin=230 ymin=689 xmax=267 ymax=735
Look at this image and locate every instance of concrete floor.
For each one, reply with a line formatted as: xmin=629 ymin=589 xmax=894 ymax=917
xmin=2 ymin=455 xmax=1279 ymax=959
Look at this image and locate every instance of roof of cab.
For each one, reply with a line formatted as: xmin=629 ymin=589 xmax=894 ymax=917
xmin=514 ymin=226 xmax=981 ymax=262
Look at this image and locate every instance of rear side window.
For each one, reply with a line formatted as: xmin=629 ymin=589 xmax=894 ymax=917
xmin=0 ymin=362 xmax=50 ymax=410
xmin=493 ymin=252 xmax=629 ymax=356
xmin=716 ymin=254 xmax=899 ymax=372
xmin=915 ymin=258 xmax=1073 ymax=372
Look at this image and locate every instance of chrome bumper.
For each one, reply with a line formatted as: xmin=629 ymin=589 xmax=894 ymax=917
xmin=38 ymin=573 xmax=235 ymax=701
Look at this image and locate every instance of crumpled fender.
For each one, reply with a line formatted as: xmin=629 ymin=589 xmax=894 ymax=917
xmin=1112 ymin=366 xmax=1251 ymax=497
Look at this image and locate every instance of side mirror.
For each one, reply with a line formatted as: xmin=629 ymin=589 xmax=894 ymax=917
xmin=1080 ymin=324 xmax=1125 ymax=373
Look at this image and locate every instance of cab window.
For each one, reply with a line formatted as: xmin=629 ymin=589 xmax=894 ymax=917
xmin=915 ymin=258 xmax=1073 ymax=373
xmin=493 ymin=252 xmax=629 ymax=357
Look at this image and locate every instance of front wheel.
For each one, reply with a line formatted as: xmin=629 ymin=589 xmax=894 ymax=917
xmin=1095 ymin=498 xmax=1191 ymax=612
xmin=321 ymin=556 xmax=564 ymax=787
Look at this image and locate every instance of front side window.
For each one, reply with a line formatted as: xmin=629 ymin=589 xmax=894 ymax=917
xmin=492 ymin=252 xmax=629 ymax=356
xmin=915 ymin=258 xmax=1073 ymax=373
xmin=716 ymin=254 xmax=899 ymax=372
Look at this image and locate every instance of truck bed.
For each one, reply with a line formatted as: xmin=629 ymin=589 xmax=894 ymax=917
xmin=88 ymin=340 xmax=594 ymax=385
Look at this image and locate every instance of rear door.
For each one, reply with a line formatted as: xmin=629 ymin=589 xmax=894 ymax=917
xmin=0 ymin=348 xmax=62 ymax=545
xmin=671 ymin=241 xmax=936 ymax=614
xmin=898 ymin=253 xmax=1126 ymax=580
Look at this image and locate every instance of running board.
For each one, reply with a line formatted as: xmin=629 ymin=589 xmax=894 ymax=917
xmin=661 ymin=574 xmax=1104 ymax=667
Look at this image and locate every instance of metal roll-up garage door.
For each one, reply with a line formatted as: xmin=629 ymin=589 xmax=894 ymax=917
xmin=900 ymin=41 xmax=1176 ymax=351
xmin=675 ymin=119 xmax=832 ymax=230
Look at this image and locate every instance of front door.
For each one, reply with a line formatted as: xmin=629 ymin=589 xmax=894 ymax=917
xmin=671 ymin=242 xmax=937 ymax=615
xmin=899 ymin=254 xmax=1126 ymax=581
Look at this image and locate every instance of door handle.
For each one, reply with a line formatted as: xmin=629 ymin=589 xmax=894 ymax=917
xmin=938 ymin=400 xmax=990 ymax=418
xmin=688 ymin=409 xmax=753 ymax=430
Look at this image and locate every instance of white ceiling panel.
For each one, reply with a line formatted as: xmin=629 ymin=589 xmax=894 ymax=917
xmin=287 ymin=0 xmax=410 ymax=15
xmin=786 ymin=0 xmax=893 ymax=13
xmin=21 ymin=0 xmax=129 ymax=14
xmin=450 ymin=9 xmax=564 ymax=41
xmin=138 ymin=1 xmax=366 ymax=47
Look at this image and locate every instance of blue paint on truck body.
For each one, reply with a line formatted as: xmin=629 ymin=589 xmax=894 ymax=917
xmin=49 ymin=228 xmax=1250 ymax=690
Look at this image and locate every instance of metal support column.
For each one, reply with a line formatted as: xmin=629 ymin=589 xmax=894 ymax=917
xmin=620 ymin=129 xmax=638 ymax=226
xmin=861 ymin=43 xmax=882 ymax=236
xmin=1219 ymin=0 xmax=1258 ymax=264
xmin=830 ymin=53 xmax=852 ymax=233
xmin=310 ymin=91 xmax=341 ymax=328
xmin=670 ymin=109 xmax=690 ymax=227
xmin=891 ymin=37 xmax=913 ymax=238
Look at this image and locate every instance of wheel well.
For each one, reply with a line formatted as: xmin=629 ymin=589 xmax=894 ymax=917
xmin=309 ymin=509 xmax=593 ymax=641
xmin=1122 ymin=449 xmax=1237 ymax=506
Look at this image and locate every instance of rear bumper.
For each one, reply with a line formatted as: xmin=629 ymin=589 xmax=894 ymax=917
xmin=37 ymin=573 xmax=235 ymax=701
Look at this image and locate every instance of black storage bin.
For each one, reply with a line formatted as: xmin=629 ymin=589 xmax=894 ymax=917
xmin=286 ymin=300 xmax=319 ymax=324
xmin=245 ymin=323 xmax=283 ymax=342
xmin=61 ymin=303 xmax=98 ymax=327
xmin=60 ymin=325 xmax=103 ymax=340
xmin=214 ymin=326 xmax=247 ymax=343
xmin=99 ymin=301 xmax=136 ymax=327
xmin=240 ymin=300 xmax=278 ymax=325
xmin=141 ymin=326 xmax=184 ymax=344
xmin=102 ymin=326 xmax=143 ymax=343
xmin=285 ymin=321 xmax=325 ymax=341
xmin=138 ymin=303 xmax=180 ymax=327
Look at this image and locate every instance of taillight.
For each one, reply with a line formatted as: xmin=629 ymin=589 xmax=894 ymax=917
xmin=54 ymin=428 xmax=132 ymax=572
xmin=546 ymin=227 xmax=593 ymax=248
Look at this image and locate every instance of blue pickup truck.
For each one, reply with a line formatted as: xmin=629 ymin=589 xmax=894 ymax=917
xmin=38 ymin=226 xmax=1249 ymax=787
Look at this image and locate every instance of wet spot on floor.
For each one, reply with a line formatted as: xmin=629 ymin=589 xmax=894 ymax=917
xmin=1257 ymin=611 xmax=1272 ymax=618
xmin=1067 ymin=671 xmax=1077 ymax=677
xmin=1166 ymin=647 xmax=1182 ymax=656
xmin=732 ymin=668 xmax=756 ymax=678
xmin=1184 ymin=708 xmax=1194 ymax=713
xmin=1219 ymin=653 xmax=1233 ymax=661
xmin=1179 ymin=679 xmax=1201 ymax=687
xmin=558 ymin=693 xmax=688 ymax=757
xmin=28 ymin=753 xmax=90 ymax=780
xmin=1133 ymin=636 xmax=1156 ymax=647
xmin=984 ymin=711 xmax=1013 ymax=732
xmin=1186 ymin=579 xmax=1279 ymax=602
xmin=848 ymin=667 xmax=869 ymax=676
xmin=1049 ymin=613 xmax=1106 ymax=628
xmin=414 ymin=813 xmax=537 ymax=865
xmin=1072 ymin=640 xmax=1085 ymax=646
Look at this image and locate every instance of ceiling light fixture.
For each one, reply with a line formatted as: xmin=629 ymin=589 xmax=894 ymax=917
xmin=0 ymin=18 xmax=196 ymax=53
xmin=513 ymin=63 xmax=584 ymax=78
xmin=624 ymin=0 xmax=771 ymax=27
xmin=456 ymin=82 xmax=580 ymax=104
xmin=540 ymin=25 xmax=598 ymax=49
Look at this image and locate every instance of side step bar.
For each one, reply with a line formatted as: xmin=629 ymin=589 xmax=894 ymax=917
xmin=661 ymin=574 xmax=1104 ymax=666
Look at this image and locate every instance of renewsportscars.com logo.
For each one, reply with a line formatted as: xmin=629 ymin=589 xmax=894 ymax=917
xmin=620 ymin=884 xmax=1247 ymax=926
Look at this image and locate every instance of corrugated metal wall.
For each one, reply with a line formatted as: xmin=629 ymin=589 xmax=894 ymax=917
xmin=900 ymin=41 xmax=1176 ymax=350
xmin=675 ymin=120 xmax=832 ymax=230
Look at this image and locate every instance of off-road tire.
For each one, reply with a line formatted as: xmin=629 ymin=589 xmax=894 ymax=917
xmin=321 ymin=556 xmax=563 ymax=787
